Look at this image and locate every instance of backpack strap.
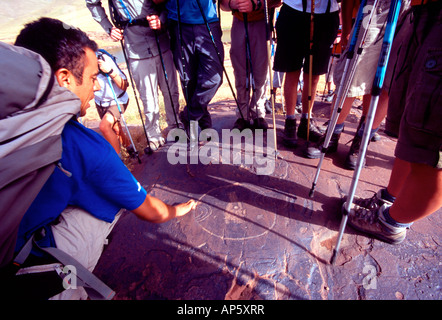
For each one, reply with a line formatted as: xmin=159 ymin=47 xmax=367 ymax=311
xmin=13 ymin=229 xmax=115 ymax=300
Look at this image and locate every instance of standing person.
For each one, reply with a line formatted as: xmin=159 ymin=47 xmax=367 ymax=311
xmin=346 ymin=0 xmax=442 ymax=244
xmin=273 ymin=0 xmax=340 ymax=148
xmin=305 ymin=0 xmax=410 ymax=165
xmin=94 ymin=49 xmax=134 ymax=157
xmin=159 ymin=0 xmax=224 ymax=134
xmin=220 ymin=0 xmax=282 ymax=131
xmin=86 ymin=0 xmax=181 ymax=151
xmin=8 ymin=17 xmax=196 ymax=300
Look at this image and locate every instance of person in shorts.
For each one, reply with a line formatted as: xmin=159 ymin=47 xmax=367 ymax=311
xmin=345 ymin=0 xmax=442 ymax=244
xmin=273 ymin=0 xmax=340 ymax=148
xmin=306 ymin=0 xmax=411 ymax=166
xmin=94 ymin=49 xmax=132 ymax=157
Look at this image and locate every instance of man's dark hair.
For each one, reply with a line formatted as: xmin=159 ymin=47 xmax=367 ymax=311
xmin=14 ymin=17 xmax=98 ymax=85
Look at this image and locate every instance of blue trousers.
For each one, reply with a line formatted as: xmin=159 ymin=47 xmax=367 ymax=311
xmin=168 ymin=20 xmax=224 ymax=126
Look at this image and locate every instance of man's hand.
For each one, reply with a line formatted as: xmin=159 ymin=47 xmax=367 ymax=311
xmin=110 ymin=27 xmax=123 ymax=41
xmin=97 ymin=54 xmax=113 ymax=74
xmin=236 ymin=0 xmax=254 ymax=12
xmin=146 ymin=15 xmax=161 ymax=30
xmin=174 ymin=199 xmax=197 ymax=218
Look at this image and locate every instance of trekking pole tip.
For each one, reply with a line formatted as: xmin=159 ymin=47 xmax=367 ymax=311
xmin=144 ymin=146 xmax=153 ymax=155
xmin=309 ymin=186 xmax=315 ymax=198
xmin=330 ymin=249 xmax=338 ymax=265
xmin=274 ymin=150 xmax=283 ymax=160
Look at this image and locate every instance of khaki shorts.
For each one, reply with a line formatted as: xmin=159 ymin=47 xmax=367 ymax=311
xmin=17 ymin=206 xmax=123 ymax=300
xmin=333 ymin=0 xmax=392 ymax=97
xmin=386 ymin=2 xmax=442 ymax=168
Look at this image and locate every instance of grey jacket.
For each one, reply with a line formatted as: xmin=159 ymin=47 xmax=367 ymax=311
xmin=86 ymin=0 xmax=170 ymax=59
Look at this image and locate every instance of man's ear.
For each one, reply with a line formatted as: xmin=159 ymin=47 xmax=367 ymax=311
xmin=55 ymin=68 xmax=72 ymax=89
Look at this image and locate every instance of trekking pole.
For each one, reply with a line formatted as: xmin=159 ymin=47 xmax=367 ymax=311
xmin=119 ymin=40 xmax=153 ymax=155
xmin=264 ymin=0 xmax=281 ymax=160
xmin=306 ymin=0 xmax=315 ymax=142
xmin=194 ymin=0 xmax=246 ymax=121
xmin=104 ymin=74 xmax=141 ymax=163
xmin=321 ymin=45 xmax=337 ymax=102
xmin=330 ymin=0 xmax=402 ymax=265
xmin=309 ymin=0 xmax=378 ymax=198
xmin=153 ymin=30 xmax=182 ymax=129
xmin=175 ymin=0 xmax=188 ymax=104
xmin=107 ymin=0 xmax=153 ymax=155
xmin=243 ymin=13 xmax=256 ymax=125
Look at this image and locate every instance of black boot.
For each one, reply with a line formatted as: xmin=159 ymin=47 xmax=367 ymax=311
xmin=282 ymin=118 xmax=297 ymax=148
xmin=304 ymin=130 xmax=341 ymax=159
xmin=297 ymin=117 xmax=325 ymax=143
xmin=344 ymin=133 xmax=367 ymax=170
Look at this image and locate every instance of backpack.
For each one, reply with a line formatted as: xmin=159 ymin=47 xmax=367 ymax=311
xmin=0 ymin=42 xmax=115 ymax=300
xmin=0 ymin=42 xmax=80 ymax=268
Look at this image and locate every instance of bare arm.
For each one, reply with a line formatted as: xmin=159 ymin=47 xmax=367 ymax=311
xmin=341 ymin=0 xmax=358 ymax=49
xmin=131 ymin=195 xmax=197 ymax=223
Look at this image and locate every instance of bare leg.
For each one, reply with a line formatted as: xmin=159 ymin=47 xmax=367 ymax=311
xmin=389 ymin=161 xmax=442 ymax=224
xmin=284 ymin=70 xmax=302 ymax=116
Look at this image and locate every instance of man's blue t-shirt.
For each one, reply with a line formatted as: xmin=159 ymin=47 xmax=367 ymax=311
xmin=166 ymin=0 xmax=219 ymax=24
xmin=15 ymin=119 xmax=147 ymax=251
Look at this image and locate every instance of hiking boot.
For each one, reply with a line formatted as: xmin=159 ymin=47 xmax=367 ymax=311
xmin=149 ymin=136 xmax=165 ymax=151
xmin=297 ymin=117 xmax=325 ymax=143
xmin=253 ymin=117 xmax=268 ymax=130
xmin=303 ymin=130 xmax=341 ymax=159
xmin=345 ymin=202 xmax=407 ymax=245
xmin=199 ymin=112 xmax=212 ymax=130
xmin=282 ymin=118 xmax=297 ymax=148
xmin=233 ymin=118 xmax=250 ymax=131
xmin=344 ymin=133 xmax=366 ymax=170
xmin=353 ymin=189 xmax=394 ymax=212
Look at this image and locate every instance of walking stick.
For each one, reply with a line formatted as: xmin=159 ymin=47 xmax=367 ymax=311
xmin=194 ymin=0 xmax=246 ymax=121
xmin=120 ymin=41 xmax=153 ymax=155
xmin=309 ymin=0 xmax=378 ymax=198
xmin=243 ymin=13 xmax=256 ymax=124
xmin=330 ymin=0 xmax=402 ymax=265
xmin=306 ymin=0 xmax=315 ymax=142
xmin=153 ymin=30 xmax=182 ymax=129
xmin=108 ymin=0 xmax=152 ymax=154
xmin=321 ymin=43 xmax=337 ymax=102
xmin=104 ymin=73 xmax=141 ymax=163
xmin=263 ymin=0 xmax=281 ymax=160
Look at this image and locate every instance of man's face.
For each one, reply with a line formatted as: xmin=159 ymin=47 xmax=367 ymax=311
xmin=63 ymin=47 xmax=100 ymax=116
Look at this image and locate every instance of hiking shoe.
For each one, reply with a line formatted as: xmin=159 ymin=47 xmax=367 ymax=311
xmin=371 ymin=132 xmax=381 ymax=142
xmin=303 ymin=131 xmax=341 ymax=159
xmin=297 ymin=118 xmax=325 ymax=143
xmin=344 ymin=133 xmax=366 ymax=170
xmin=345 ymin=202 xmax=407 ymax=244
xmin=253 ymin=117 xmax=268 ymax=130
xmin=353 ymin=189 xmax=394 ymax=212
xmin=282 ymin=118 xmax=297 ymax=148
xmin=233 ymin=118 xmax=250 ymax=131
xmin=149 ymin=136 xmax=165 ymax=151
